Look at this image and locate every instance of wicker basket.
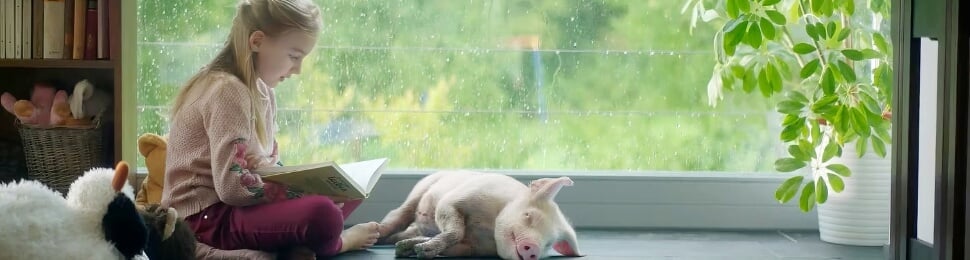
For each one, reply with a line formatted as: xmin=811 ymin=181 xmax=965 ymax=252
xmin=16 ymin=117 xmax=107 ymax=195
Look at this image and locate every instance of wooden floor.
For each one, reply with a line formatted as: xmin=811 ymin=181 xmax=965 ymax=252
xmin=333 ymin=229 xmax=886 ymax=259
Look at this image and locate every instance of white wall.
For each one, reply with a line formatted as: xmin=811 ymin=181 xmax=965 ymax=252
xmin=917 ymin=37 xmax=938 ymax=244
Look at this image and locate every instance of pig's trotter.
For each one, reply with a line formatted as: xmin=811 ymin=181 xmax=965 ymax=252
xmin=395 ymin=237 xmax=430 ymax=257
xmin=414 ymin=239 xmax=449 ymax=259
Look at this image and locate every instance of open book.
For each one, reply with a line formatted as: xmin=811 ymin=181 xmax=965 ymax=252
xmin=255 ymin=158 xmax=389 ymax=199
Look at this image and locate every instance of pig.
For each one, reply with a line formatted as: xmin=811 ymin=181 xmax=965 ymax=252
xmin=376 ymin=170 xmax=582 ymax=259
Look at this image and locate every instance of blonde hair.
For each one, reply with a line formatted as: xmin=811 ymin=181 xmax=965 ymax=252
xmin=170 ymin=0 xmax=321 ymax=147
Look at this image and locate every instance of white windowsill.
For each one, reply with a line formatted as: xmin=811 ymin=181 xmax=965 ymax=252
xmin=134 ymin=168 xmax=818 ymax=230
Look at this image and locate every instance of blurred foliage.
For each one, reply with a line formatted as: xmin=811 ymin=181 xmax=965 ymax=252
xmin=136 ymin=0 xmax=779 ymax=172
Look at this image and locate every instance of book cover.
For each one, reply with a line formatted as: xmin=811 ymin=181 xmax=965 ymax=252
xmin=83 ymin=0 xmax=95 ymax=59
xmin=42 ymin=0 xmax=64 ymax=59
xmin=71 ymin=0 xmax=83 ymax=60
xmin=256 ymin=158 xmax=389 ymax=199
xmin=14 ymin=0 xmax=22 ymax=59
xmin=32 ymin=0 xmax=44 ymax=59
xmin=23 ymin=0 xmax=31 ymax=59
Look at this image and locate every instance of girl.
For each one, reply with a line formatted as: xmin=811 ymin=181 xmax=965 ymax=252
xmin=160 ymin=0 xmax=381 ymax=258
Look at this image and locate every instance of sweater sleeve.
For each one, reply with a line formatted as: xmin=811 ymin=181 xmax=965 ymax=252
xmin=201 ymin=78 xmax=273 ymax=206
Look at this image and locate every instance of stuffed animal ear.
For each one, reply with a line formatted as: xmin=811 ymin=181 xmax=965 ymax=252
xmin=163 ymin=207 xmax=178 ymax=240
xmin=13 ymin=100 xmax=35 ymax=121
xmin=113 ymin=161 xmax=130 ymax=192
xmin=137 ymin=134 xmax=165 ymax=157
xmin=1 ymin=92 xmax=16 ymax=113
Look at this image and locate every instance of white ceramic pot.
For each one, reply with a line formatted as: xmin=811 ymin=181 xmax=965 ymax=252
xmin=816 ymin=142 xmax=892 ymax=246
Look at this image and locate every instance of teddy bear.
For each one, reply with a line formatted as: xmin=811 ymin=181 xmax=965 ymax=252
xmin=135 ymin=133 xmax=167 ymax=207
xmin=134 ymin=132 xmax=284 ymax=260
xmin=1 ymin=83 xmax=56 ymax=126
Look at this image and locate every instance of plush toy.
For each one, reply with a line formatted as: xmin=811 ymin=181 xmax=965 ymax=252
xmin=0 ymin=161 xmax=150 ymax=259
xmin=1 ymin=83 xmax=56 ymax=126
xmin=51 ymin=90 xmax=93 ymax=126
xmin=70 ymin=79 xmax=112 ymax=121
xmin=137 ymin=204 xmax=198 ymax=260
xmin=135 ymin=133 xmax=167 ymax=207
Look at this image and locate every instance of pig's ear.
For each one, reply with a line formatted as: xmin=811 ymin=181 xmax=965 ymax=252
xmin=553 ymin=227 xmax=582 ymax=256
xmin=529 ymin=177 xmax=574 ymax=201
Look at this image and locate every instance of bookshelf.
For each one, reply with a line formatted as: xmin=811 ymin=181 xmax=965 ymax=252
xmin=0 ymin=0 xmax=123 ymax=183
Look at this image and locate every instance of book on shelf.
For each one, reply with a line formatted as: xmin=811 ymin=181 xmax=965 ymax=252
xmin=255 ymin=158 xmax=390 ymax=200
xmin=2 ymin=0 xmax=110 ymax=60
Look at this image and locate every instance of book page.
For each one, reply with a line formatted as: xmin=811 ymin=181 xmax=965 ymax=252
xmin=255 ymin=161 xmax=334 ymax=176
xmin=338 ymin=158 xmax=388 ymax=192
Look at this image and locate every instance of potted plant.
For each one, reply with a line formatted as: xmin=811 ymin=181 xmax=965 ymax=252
xmin=682 ymin=0 xmax=893 ymax=245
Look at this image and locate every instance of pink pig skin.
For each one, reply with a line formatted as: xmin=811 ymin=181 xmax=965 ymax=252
xmin=377 ymin=171 xmax=582 ymax=259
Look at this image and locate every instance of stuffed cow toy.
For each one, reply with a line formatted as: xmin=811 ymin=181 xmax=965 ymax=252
xmin=0 ymin=161 xmax=194 ymax=260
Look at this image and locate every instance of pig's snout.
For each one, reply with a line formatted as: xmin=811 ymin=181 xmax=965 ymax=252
xmin=516 ymin=242 xmax=539 ymax=260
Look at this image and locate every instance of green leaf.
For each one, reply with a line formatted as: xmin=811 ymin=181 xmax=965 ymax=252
xmin=790 ymin=91 xmax=810 ymax=104
xmin=873 ymin=33 xmax=890 ymax=54
xmin=769 ymin=62 xmax=783 ymax=92
xmin=837 ymin=28 xmax=851 ymax=41
xmin=822 ymin=140 xmax=839 ymax=162
xmin=872 ymin=135 xmax=888 ymax=157
xmin=874 ymin=123 xmax=892 ymax=144
xmin=727 ymin=0 xmax=740 ymax=18
xmin=799 ymin=139 xmax=816 ymax=158
xmin=799 ymin=181 xmax=816 ymax=212
xmin=788 ymin=144 xmax=809 ymax=161
xmin=806 ymin=24 xmax=819 ymax=41
xmin=723 ymin=18 xmax=744 ymax=33
xmin=827 ymin=164 xmax=852 ymax=177
xmin=836 ymin=60 xmax=856 ymax=83
xmin=856 ymin=136 xmax=869 ymax=158
xmin=811 ymin=0 xmax=824 ymax=14
xmin=736 ymin=0 xmax=751 ymax=12
xmin=781 ymin=119 xmax=803 ymax=142
xmin=835 ymin=105 xmax=850 ymax=134
xmin=842 ymin=49 xmax=865 ymax=60
xmin=816 ymin=178 xmax=829 ymax=203
xmin=843 ymin=0 xmax=855 ymax=15
xmin=821 ymin=67 xmax=836 ymax=95
xmin=814 ymin=23 xmax=828 ymax=39
xmin=793 ymin=43 xmax=816 ymax=54
xmin=851 ymin=107 xmax=871 ymax=138
xmin=783 ymin=114 xmax=802 ymax=126
xmin=775 ymin=158 xmax=807 ymax=172
xmin=762 ymin=0 xmax=782 ymax=6
xmin=777 ymin=100 xmax=805 ymax=115
xmin=860 ymin=91 xmax=882 ymax=114
xmin=775 ymin=175 xmax=805 ymax=203
xmin=723 ymin=21 xmax=746 ymax=56
xmin=811 ymin=95 xmax=839 ymax=112
xmin=827 ymin=173 xmax=845 ymax=193
xmin=744 ymin=22 xmax=763 ymax=48
xmin=759 ymin=67 xmax=772 ymax=97
xmin=766 ymin=10 xmax=786 ymax=25
xmin=800 ymin=59 xmax=820 ymax=79
xmin=861 ymin=49 xmax=883 ymax=59
xmin=826 ymin=22 xmax=837 ymax=38
xmin=742 ymin=68 xmax=757 ymax=92
xmin=760 ymin=18 xmax=776 ymax=40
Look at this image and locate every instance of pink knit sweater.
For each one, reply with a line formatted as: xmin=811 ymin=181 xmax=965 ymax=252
xmin=161 ymin=70 xmax=283 ymax=219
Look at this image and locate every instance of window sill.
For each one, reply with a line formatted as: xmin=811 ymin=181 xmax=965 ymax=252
xmin=134 ymin=168 xmax=817 ymax=230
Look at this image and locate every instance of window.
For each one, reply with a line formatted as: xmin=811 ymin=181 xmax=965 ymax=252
xmin=137 ymin=0 xmax=777 ymax=173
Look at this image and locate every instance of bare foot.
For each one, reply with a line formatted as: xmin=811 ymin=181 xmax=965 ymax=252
xmin=339 ymin=222 xmax=381 ymax=253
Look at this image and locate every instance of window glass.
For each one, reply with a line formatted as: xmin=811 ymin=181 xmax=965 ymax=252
xmin=137 ymin=0 xmax=778 ymax=172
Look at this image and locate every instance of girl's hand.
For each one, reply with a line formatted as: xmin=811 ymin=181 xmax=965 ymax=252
xmin=329 ymin=195 xmax=357 ymax=208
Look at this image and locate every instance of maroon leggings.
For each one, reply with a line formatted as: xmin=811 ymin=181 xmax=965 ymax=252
xmin=185 ymin=195 xmax=363 ymax=257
